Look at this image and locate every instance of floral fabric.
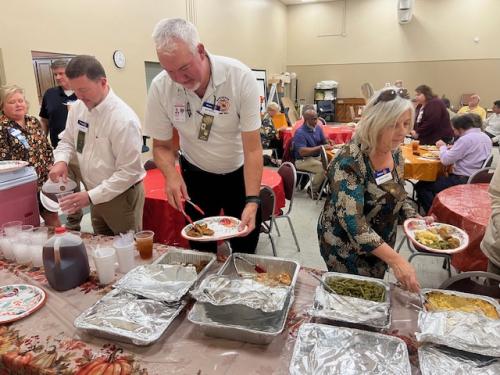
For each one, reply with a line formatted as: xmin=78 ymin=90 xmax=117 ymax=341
xmin=318 ymin=142 xmax=417 ymax=278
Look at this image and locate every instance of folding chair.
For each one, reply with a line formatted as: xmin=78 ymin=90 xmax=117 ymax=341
xmin=440 ymin=271 xmax=500 ymax=299
xmin=144 ymin=159 xmax=157 ymax=170
xmin=467 ymin=167 xmax=495 ymax=184
xmin=316 ymin=145 xmax=330 ymax=204
xmin=259 ymin=185 xmax=277 ymax=256
xmin=275 ymin=162 xmax=301 ymax=252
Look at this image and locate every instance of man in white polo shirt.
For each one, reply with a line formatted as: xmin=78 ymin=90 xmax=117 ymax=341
xmin=49 ymin=55 xmax=145 ymax=235
xmin=145 ymin=18 xmax=263 ymax=253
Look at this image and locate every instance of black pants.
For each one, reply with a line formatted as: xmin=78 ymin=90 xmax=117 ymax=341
xmin=485 ymin=131 xmax=499 ymax=146
xmin=416 ymin=174 xmax=469 ymax=214
xmin=180 ymin=155 xmax=261 ymax=253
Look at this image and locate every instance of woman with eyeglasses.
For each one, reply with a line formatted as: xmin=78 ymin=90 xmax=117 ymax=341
xmin=412 ymin=84 xmax=454 ymax=145
xmin=318 ymin=87 xmax=421 ymax=292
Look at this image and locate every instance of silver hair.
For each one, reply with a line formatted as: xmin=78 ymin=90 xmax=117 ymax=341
xmin=266 ymin=101 xmax=280 ymax=112
xmin=152 ymin=18 xmax=200 ymax=54
xmin=355 ymin=86 xmax=414 ymax=153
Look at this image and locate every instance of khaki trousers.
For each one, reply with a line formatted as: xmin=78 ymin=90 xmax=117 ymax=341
xmin=295 ymin=156 xmax=325 ymax=193
xmin=90 ymin=182 xmax=145 ymax=236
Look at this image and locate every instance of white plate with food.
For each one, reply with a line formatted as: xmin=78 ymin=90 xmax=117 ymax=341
xmin=418 ymin=151 xmax=440 ymax=161
xmin=181 ymin=216 xmax=248 ymax=242
xmin=0 ymin=160 xmax=29 ymax=174
xmin=403 ymin=219 xmax=469 ymax=254
xmin=420 ymin=145 xmax=439 ymax=151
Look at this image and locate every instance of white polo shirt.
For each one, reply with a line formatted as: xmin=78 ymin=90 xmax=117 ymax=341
xmin=145 ymin=54 xmax=261 ymax=174
xmin=54 ymin=89 xmax=145 ymax=205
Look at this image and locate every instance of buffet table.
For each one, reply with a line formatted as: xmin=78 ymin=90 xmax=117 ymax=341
xmin=0 ymin=234 xmax=420 ymax=374
xmin=429 ymin=183 xmax=491 ymax=272
xmin=143 ymin=167 xmax=286 ymax=248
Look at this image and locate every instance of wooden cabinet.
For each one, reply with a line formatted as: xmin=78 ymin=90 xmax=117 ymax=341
xmin=335 ymin=98 xmax=366 ymax=122
xmin=33 ymin=60 xmax=55 ymax=103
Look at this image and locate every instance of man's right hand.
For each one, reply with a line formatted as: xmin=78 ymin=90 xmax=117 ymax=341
xmin=48 ymin=161 xmax=68 ymax=183
xmin=165 ymin=172 xmax=190 ymax=211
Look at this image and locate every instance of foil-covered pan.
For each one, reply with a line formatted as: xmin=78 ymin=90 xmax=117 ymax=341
xmin=74 ymin=289 xmax=185 ymax=346
xmin=417 ymin=289 xmax=500 ymax=357
xmin=289 ymin=323 xmax=411 ymax=375
xmin=309 ymin=272 xmax=391 ymax=330
xmin=153 ymin=247 xmax=216 ymax=281
xmin=219 ymin=253 xmax=300 ymax=289
xmin=419 ymin=344 xmax=500 ymax=375
xmin=188 ymin=293 xmax=294 ymax=345
xmin=190 ymin=275 xmax=289 ymax=313
xmin=114 ymin=264 xmax=197 ymax=303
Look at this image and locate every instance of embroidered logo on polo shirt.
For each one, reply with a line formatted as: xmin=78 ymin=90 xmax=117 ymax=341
xmin=216 ymin=96 xmax=230 ymax=114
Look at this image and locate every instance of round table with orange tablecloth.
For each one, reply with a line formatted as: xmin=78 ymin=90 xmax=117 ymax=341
xmin=401 ymin=145 xmax=448 ymax=181
xmin=429 ymin=183 xmax=491 ymax=272
xmin=279 ymin=124 xmax=354 ymax=147
xmin=143 ymin=167 xmax=286 ymax=247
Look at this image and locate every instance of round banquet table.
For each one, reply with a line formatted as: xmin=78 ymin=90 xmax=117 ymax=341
xmin=143 ymin=167 xmax=286 ymax=247
xmin=401 ymin=145 xmax=448 ymax=182
xmin=279 ymin=125 xmax=354 ymax=146
xmin=428 ymin=183 xmax=491 ymax=272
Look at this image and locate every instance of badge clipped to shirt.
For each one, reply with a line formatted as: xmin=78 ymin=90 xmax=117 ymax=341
xmin=76 ymin=120 xmax=89 ymax=153
xmin=374 ymin=168 xmax=393 ymax=185
xmin=8 ymin=128 xmax=30 ymax=150
xmin=198 ymin=114 xmax=214 ymax=141
xmin=173 ymin=103 xmax=186 ymax=122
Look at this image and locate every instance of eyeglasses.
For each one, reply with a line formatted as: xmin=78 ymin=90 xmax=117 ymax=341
xmin=373 ymin=88 xmax=410 ymax=105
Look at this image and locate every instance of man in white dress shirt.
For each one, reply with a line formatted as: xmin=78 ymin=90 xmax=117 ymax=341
xmin=145 ymin=18 xmax=263 ymax=253
xmin=49 ymin=55 xmax=145 ymax=235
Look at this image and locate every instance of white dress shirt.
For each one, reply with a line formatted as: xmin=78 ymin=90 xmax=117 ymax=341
xmin=54 ymin=89 xmax=145 ymax=205
xmin=144 ymin=53 xmax=261 ymax=174
xmin=484 ymin=113 xmax=500 ymax=136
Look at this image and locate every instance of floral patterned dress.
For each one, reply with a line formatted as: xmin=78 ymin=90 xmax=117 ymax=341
xmin=0 ymin=115 xmax=54 ymax=190
xmin=317 ymin=141 xmax=417 ymax=278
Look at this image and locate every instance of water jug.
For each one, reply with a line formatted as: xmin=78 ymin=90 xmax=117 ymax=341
xmin=43 ymin=227 xmax=90 ymax=291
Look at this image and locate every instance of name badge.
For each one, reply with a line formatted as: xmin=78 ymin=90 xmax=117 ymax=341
xmin=198 ymin=114 xmax=214 ymax=141
xmin=77 ymin=119 xmax=89 ymax=133
xmin=8 ymin=128 xmax=30 ymax=150
xmin=173 ymin=104 xmax=186 ymax=122
xmin=374 ymin=168 xmax=392 ymax=185
xmin=201 ymin=101 xmax=219 ymax=116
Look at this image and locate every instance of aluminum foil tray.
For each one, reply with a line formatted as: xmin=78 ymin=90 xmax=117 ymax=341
xmin=310 ymin=272 xmax=391 ymax=330
xmin=188 ymin=293 xmax=294 ymax=345
xmin=417 ymin=289 xmax=500 ymax=357
xmin=114 ymin=264 xmax=197 ymax=303
xmin=153 ymin=247 xmax=216 ymax=281
xmin=289 ymin=323 xmax=411 ymax=375
xmin=419 ymin=344 xmax=500 ymax=375
xmin=74 ymin=289 xmax=185 ymax=346
xmin=190 ymin=275 xmax=289 ymax=313
xmin=218 ymin=253 xmax=300 ymax=288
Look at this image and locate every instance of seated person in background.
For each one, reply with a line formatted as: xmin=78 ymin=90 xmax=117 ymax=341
xmin=411 ymin=84 xmax=454 ymax=145
xmin=317 ymin=86 xmax=420 ymax=292
xmin=0 ymin=85 xmax=60 ymax=226
xmin=260 ymin=101 xmax=283 ymax=158
xmin=484 ymin=100 xmax=500 ymax=143
xmin=293 ymin=108 xmax=333 ymax=198
xmin=441 ymin=97 xmax=457 ymax=121
xmin=480 ymin=160 xmax=500 ymax=276
xmin=458 ymin=94 xmax=487 ymax=120
xmin=416 ymin=113 xmax=492 ymax=213
xmin=292 ymin=104 xmax=326 ymax=134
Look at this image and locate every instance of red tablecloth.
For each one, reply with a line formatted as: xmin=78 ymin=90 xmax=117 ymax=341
xmin=429 ymin=183 xmax=491 ymax=272
xmin=143 ymin=167 xmax=286 ymax=247
xmin=279 ymin=125 xmax=354 ymax=146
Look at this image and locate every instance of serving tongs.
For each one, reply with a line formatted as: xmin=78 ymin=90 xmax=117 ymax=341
xmin=233 ymin=255 xmax=266 ymax=274
xmin=309 ymin=272 xmax=364 ymax=313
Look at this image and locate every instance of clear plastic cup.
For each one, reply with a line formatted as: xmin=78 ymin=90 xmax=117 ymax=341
xmin=30 ymin=227 xmax=48 ymax=267
xmin=93 ymin=247 xmax=116 ymax=285
xmin=2 ymin=221 xmax=22 ymax=237
xmin=134 ymin=230 xmax=154 ymax=260
xmin=13 ymin=228 xmax=33 ymax=265
xmin=56 ymin=192 xmax=73 ymax=214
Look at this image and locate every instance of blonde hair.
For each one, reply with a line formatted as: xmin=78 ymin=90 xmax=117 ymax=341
xmin=266 ymin=101 xmax=280 ymax=112
xmin=0 ymin=85 xmax=29 ymax=114
xmin=355 ymin=86 xmax=414 ymax=153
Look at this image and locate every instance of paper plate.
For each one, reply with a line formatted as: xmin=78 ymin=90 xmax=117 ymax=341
xmin=42 ymin=178 xmax=77 ymax=194
xmin=419 ymin=151 xmax=440 ymax=160
xmin=39 ymin=191 xmax=60 ymax=213
xmin=181 ymin=216 xmax=248 ymax=242
xmin=0 ymin=160 xmax=29 ymax=174
xmin=0 ymin=284 xmax=47 ymax=324
xmin=403 ymin=219 xmax=469 ymax=254
xmin=420 ymin=145 xmax=439 ymax=151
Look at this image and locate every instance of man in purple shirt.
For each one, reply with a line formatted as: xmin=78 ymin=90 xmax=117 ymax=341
xmin=293 ymin=108 xmax=333 ymax=197
xmin=416 ymin=113 xmax=492 ymax=213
